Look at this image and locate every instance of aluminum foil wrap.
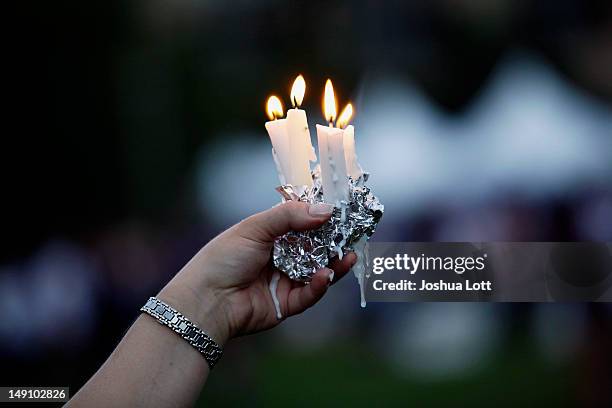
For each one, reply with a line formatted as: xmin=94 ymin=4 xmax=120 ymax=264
xmin=273 ymin=167 xmax=384 ymax=282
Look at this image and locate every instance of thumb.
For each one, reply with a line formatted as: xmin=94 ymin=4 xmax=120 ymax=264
xmin=236 ymin=201 xmax=334 ymax=243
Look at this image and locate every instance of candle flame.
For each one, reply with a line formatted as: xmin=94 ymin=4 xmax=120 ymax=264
xmin=337 ymin=103 xmax=353 ymax=129
xmin=323 ymin=79 xmax=337 ymax=125
xmin=266 ymin=95 xmax=284 ymax=120
xmin=290 ymin=74 xmax=306 ymax=107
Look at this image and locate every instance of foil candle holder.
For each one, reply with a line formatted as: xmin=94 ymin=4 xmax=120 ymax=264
xmin=273 ymin=165 xmax=384 ymax=282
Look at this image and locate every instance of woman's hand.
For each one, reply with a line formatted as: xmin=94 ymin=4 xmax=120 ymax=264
xmin=158 ymin=201 xmax=357 ymax=345
xmin=68 ymin=201 xmax=355 ymax=407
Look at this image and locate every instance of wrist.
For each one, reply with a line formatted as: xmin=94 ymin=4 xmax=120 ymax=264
xmin=158 ymin=276 xmax=231 ymax=347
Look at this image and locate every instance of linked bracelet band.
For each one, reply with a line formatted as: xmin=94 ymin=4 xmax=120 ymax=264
xmin=140 ymin=297 xmax=223 ymax=369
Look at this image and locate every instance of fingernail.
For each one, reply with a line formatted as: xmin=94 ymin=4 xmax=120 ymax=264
xmin=308 ymin=203 xmax=334 ymax=217
xmin=350 ymin=253 xmax=358 ymax=266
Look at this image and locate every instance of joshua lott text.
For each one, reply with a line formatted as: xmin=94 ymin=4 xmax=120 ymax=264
xmin=373 ymin=279 xmax=492 ymax=292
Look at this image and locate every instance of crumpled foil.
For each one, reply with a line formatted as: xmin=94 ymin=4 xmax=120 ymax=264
xmin=273 ymin=166 xmax=384 ymax=282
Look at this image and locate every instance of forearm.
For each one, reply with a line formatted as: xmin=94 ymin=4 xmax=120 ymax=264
xmin=69 ymin=259 xmax=228 ymax=408
xmin=67 ymin=202 xmax=345 ymax=406
xmin=67 ymin=315 xmax=209 ymax=407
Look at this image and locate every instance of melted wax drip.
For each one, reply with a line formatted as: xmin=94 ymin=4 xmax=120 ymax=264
xmin=335 ymin=202 xmax=349 ymax=260
xmin=271 ymin=148 xmax=286 ymax=185
xmin=269 ymin=271 xmax=282 ymax=319
xmin=352 ymin=236 xmax=370 ymax=307
xmin=329 ymin=157 xmax=339 ymax=183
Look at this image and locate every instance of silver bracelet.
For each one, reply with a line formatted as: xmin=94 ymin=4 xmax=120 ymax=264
xmin=140 ymin=297 xmax=223 ymax=369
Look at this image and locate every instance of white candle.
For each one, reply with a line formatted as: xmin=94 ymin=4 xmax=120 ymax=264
xmin=265 ymin=112 xmax=291 ymax=185
xmin=286 ymin=108 xmax=314 ymax=187
xmin=264 ymin=76 xmax=316 ymax=188
xmin=337 ymin=103 xmax=362 ymax=180
xmin=342 ymin=125 xmax=364 ymax=180
xmin=317 ymin=124 xmax=349 ymax=204
xmin=288 ymin=78 xmax=317 ymax=162
xmin=317 ymin=78 xmax=350 ymax=205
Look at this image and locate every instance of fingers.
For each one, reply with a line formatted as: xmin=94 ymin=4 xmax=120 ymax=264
xmin=286 ymin=268 xmax=333 ymax=316
xmin=283 ymin=251 xmax=358 ymax=317
xmin=237 ymin=201 xmax=334 ymax=243
xmin=327 ymin=252 xmax=357 ymax=285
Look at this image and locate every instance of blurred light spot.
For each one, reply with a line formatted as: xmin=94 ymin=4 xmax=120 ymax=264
xmin=382 ymin=303 xmax=502 ymax=379
xmin=197 ymin=132 xmax=282 ymax=227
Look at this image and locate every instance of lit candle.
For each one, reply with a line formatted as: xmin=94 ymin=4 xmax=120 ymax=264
xmin=316 ymin=79 xmax=350 ymax=205
xmin=337 ymin=103 xmax=364 ymax=180
xmin=285 ymin=75 xmax=314 ymax=188
xmin=265 ymin=96 xmax=291 ymax=185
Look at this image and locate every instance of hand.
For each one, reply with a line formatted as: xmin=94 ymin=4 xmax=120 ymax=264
xmin=158 ymin=201 xmax=357 ymax=345
xmin=69 ymin=201 xmax=357 ymax=407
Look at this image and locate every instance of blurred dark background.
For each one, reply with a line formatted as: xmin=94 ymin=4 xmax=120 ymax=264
xmin=3 ymin=0 xmax=612 ymax=406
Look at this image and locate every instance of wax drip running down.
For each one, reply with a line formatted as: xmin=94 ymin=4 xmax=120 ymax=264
xmin=340 ymin=202 xmax=347 ymax=223
xmin=335 ymin=201 xmax=349 ymax=260
xmin=271 ymin=148 xmax=286 ymax=185
xmin=269 ymin=271 xmax=282 ymax=319
xmin=331 ymin=151 xmax=345 ymax=259
xmin=351 ymin=236 xmax=370 ymax=307
xmin=329 ymin=151 xmax=345 ymax=260
xmin=329 ymin=157 xmax=339 ymax=183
